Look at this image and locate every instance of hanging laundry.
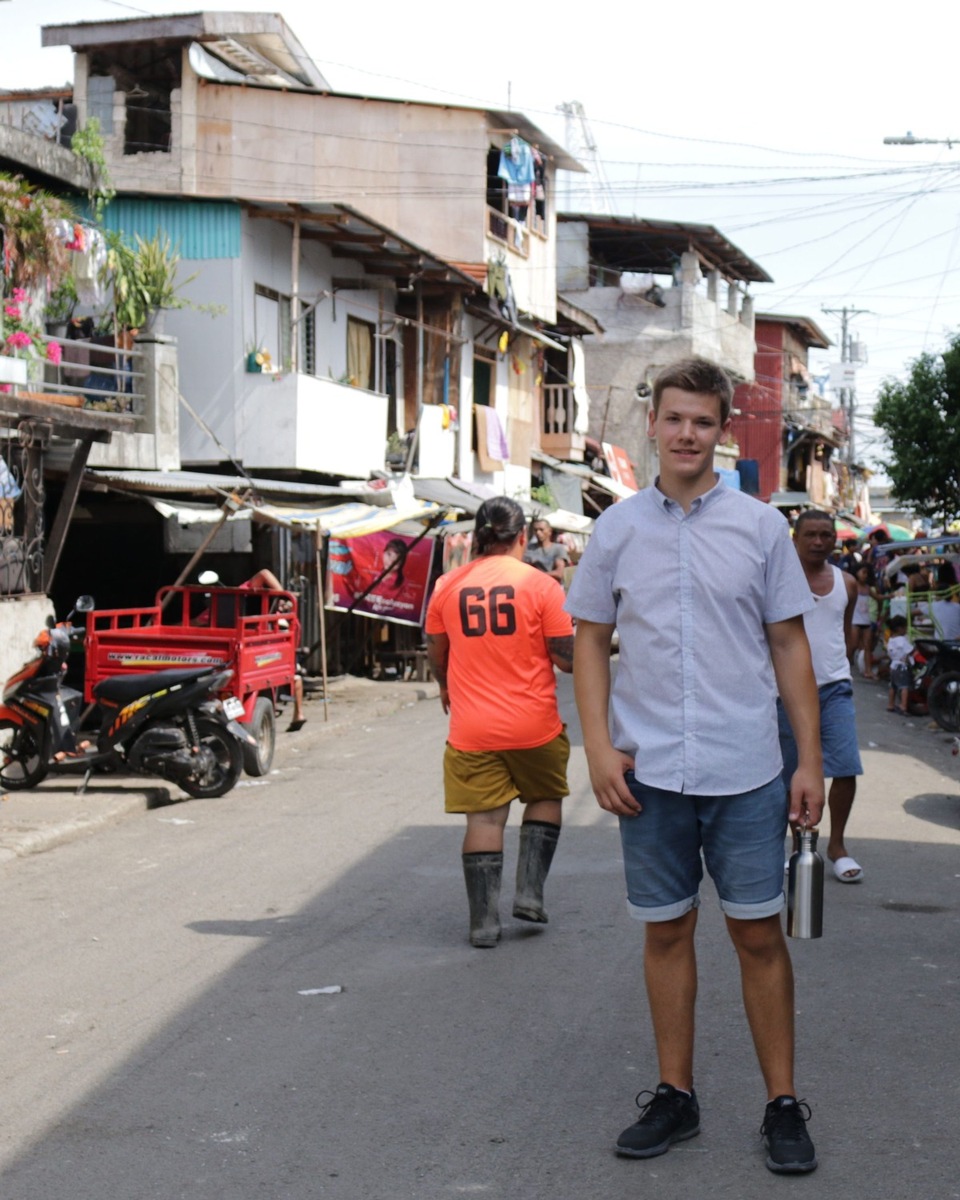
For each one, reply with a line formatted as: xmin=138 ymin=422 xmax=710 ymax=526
xmin=484 ymin=406 xmax=510 ymax=463
xmin=532 ymin=148 xmax=547 ymax=220
xmin=487 ymin=259 xmax=508 ymax=302
xmin=498 ymin=136 xmax=535 ymax=223
xmin=73 ymin=227 xmax=106 ymax=307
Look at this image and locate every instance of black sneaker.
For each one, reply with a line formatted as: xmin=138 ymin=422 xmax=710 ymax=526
xmin=760 ymin=1096 xmax=818 ymax=1173
xmin=615 ymin=1083 xmax=700 ymax=1158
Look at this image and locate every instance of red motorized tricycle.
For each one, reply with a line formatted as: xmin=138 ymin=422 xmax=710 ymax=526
xmin=83 ymin=584 xmax=301 ymax=776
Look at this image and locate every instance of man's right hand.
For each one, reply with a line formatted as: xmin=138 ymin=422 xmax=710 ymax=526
xmin=586 ymin=744 xmax=640 ymax=815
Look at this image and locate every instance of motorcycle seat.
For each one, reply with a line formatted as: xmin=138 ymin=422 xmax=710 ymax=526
xmin=94 ymin=667 xmax=216 ymax=704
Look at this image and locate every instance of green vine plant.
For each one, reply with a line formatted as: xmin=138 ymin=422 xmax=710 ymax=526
xmin=529 ymin=483 xmax=557 ymax=510
xmin=70 ymin=117 xmax=116 ymax=219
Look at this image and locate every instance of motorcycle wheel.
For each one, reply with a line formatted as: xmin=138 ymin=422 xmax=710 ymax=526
xmin=241 ymin=696 xmax=275 ymax=777
xmin=0 ymin=720 xmax=48 ymax=790
xmin=927 ymin=671 xmax=960 ymax=732
xmin=179 ymin=717 xmax=243 ymax=799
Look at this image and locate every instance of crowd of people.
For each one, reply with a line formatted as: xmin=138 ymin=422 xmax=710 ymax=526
xmin=827 ymin=524 xmax=960 ymax=712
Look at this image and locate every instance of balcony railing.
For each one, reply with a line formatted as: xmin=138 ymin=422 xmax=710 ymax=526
xmin=35 ymin=334 xmax=146 ymax=414
xmin=487 ymin=206 xmax=529 ymax=257
xmin=541 ymin=382 xmax=585 ymax=462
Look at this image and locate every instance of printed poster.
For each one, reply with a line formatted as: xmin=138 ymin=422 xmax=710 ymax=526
xmin=326 ymin=530 xmax=435 ymax=626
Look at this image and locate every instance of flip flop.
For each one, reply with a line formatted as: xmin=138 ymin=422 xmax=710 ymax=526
xmin=831 ymin=856 xmax=863 ymax=884
xmin=287 ymin=718 xmax=307 ymax=732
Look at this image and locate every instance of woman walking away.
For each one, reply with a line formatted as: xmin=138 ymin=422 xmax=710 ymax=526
xmin=425 ymin=497 xmax=574 ymax=948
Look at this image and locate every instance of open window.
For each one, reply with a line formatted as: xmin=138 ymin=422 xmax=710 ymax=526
xmin=87 ymin=44 xmax=181 ymax=154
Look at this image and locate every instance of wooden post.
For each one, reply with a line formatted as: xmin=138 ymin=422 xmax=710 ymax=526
xmin=315 ymin=525 xmax=329 ymax=722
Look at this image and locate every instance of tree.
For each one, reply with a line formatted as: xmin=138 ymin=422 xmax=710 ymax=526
xmin=874 ymin=332 xmax=960 ymax=528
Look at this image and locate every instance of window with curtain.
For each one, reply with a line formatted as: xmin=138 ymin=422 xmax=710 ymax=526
xmin=346 ymin=317 xmax=375 ymax=390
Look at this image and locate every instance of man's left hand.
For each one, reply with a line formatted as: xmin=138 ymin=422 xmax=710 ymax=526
xmin=789 ymin=764 xmax=825 ymax=828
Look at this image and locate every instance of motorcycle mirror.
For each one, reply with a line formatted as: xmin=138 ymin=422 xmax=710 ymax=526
xmin=74 ymin=595 xmax=95 ymax=612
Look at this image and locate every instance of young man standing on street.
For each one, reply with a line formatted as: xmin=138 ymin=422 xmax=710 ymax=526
xmin=425 ymin=497 xmax=574 ymax=948
xmin=779 ymin=509 xmax=864 ymax=882
xmin=565 ymin=357 xmax=824 ymax=1174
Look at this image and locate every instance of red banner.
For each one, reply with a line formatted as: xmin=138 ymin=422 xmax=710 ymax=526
xmin=602 ymin=442 xmax=639 ymax=491
xmin=327 ymin=531 xmax=435 ymax=626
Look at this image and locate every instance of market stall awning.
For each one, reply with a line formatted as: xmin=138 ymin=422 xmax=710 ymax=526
xmin=84 ymin=467 xmax=372 ymax=501
xmin=132 ymin=494 xmax=441 ymax=536
xmin=250 ymin=499 xmax=441 ymax=535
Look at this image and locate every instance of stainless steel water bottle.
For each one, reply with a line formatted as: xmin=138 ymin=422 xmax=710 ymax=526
xmin=786 ymin=826 xmax=824 ymax=939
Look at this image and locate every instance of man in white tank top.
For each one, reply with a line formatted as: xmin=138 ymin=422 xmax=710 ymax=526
xmin=777 ymin=511 xmax=864 ymax=882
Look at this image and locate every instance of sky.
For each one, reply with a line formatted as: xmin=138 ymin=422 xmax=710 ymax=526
xmin=6 ymin=0 xmax=960 ymax=480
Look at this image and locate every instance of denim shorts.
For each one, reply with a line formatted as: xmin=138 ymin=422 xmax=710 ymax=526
xmin=890 ymin=663 xmax=913 ymax=690
xmin=619 ymin=774 xmax=788 ymax=923
xmin=778 ymin=679 xmax=863 ymax=782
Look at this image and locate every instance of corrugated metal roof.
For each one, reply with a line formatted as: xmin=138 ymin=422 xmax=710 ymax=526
xmin=98 ymin=199 xmax=241 ymax=260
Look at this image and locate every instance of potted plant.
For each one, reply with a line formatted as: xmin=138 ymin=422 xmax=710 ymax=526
xmin=104 ymin=230 xmax=202 ymax=335
xmin=44 ymin=276 xmax=78 ymax=337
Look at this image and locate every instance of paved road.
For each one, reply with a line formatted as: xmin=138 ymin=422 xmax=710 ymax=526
xmin=0 ymin=675 xmax=957 ymax=1199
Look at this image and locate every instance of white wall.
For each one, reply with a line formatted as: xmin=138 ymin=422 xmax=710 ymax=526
xmin=237 ymin=373 xmax=388 ymax=477
xmin=167 ymin=257 xmax=244 ymax=465
xmin=0 ymin=596 xmax=56 ymax=690
xmin=172 ymin=213 xmax=401 ymax=470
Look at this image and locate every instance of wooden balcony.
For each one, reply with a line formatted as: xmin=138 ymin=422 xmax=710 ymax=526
xmin=541 ymin=383 xmax=585 ymax=462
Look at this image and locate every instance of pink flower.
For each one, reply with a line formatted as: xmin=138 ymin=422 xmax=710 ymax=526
xmin=11 ymin=288 xmax=26 ymax=303
xmin=6 ymin=330 xmax=32 ymax=349
xmin=4 ymin=304 xmax=21 ymax=319
xmin=45 ymin=340 xmax=62 ymax=365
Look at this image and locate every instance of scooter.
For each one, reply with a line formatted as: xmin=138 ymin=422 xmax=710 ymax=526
xmin=0 ymin=596 xmax=253 ymax=798
xmin=912 ymin=637 xmax=960 ymax=731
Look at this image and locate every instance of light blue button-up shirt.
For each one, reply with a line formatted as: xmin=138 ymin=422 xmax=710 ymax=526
xmin=565 ymin=480 xmax=814 ymax=795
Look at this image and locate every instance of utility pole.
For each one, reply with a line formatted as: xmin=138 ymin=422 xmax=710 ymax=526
xmin=823 ymin=305 xmax=869 ymax=465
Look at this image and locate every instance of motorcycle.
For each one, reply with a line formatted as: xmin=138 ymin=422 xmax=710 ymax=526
xmin=912 ymin=637 xmax=960 ymax=732
xmin=0 ymin=596 xmax=253 ymax=799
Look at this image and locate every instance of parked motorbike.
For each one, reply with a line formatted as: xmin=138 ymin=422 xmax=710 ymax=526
xmin=912 ymin=637 xmax=960 ymax=732
xmin=0 ymin=597 xmax=253 ymax=798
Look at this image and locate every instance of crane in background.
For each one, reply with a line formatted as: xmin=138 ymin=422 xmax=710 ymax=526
xmin=557 ymin=100 xmax=617 ymax=214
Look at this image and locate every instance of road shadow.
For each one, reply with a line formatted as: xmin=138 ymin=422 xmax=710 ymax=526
xmin=902 ymin=790 xmax=960 ymax=831
xmin=2 ymin=818 xmax=959 ymax=1200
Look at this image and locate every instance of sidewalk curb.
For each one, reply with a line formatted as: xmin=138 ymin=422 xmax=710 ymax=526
xmin=0 ymin=679 xmax=441 ymax=862
xmin=0 ymin=787 xmax=171 ymax=863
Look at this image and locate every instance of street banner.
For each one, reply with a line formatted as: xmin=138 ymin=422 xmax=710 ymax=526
xmin=326 ymin=530 xmax=435 ymax=626
xmin=602 ymin=442 xmax=639 ymax=491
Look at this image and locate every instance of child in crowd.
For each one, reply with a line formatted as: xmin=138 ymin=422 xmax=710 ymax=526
xmin=851 ymin=564 xmax=879 ymax=679
xmin=886 ymin=615 xmax=914 ymax=715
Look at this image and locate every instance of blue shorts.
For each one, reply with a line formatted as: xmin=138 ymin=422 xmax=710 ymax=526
xmin=890 ymin=663 xmax=913 ymax=690
xmin=619 ymin=774 xmax=788 ymax=923
xmin=778 ymin=679 xmax=863 ymax=782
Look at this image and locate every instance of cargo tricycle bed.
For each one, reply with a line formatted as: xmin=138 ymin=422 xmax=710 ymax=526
xmin=83 ymin=585 xmax=301 ymax=776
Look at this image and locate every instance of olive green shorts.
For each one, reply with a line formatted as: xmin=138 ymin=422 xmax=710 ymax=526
xmin=443 ymin=729 xmax=570 ymax=813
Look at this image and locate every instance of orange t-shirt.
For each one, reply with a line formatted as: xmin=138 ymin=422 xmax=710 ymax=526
xmin=425 ymin=554 xmax=573 ymax=751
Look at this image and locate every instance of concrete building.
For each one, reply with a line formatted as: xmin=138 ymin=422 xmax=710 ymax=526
xmin=37 ymin=11 xmax=591 ymax=502
xmin=731 ymin=314 xmax=833 ymax=505
xmin=556 ymin=213 xmax=769 ymax=486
